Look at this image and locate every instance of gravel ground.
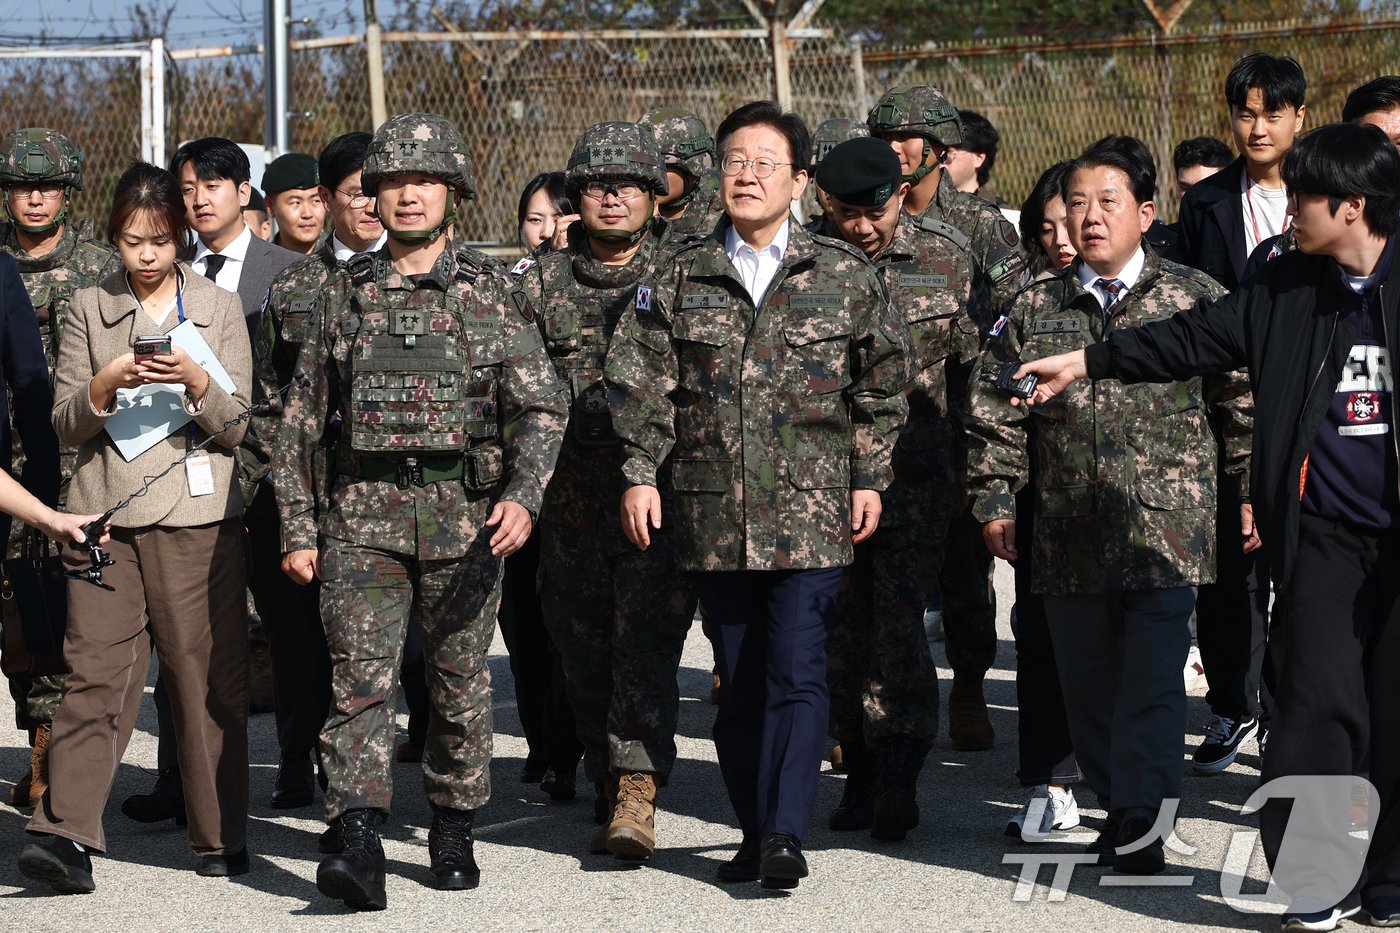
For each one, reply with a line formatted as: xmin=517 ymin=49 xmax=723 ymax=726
xmin=0 ymin=561 xmax=1282 ymax=931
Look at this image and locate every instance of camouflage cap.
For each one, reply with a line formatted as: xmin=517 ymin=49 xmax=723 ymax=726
xmin=811 ymin=117 xmax=870 ymax=170
xmin=638 ymin=107 xmax=715 ymax=181
xmin=565 ymin=121 xmax=668 ymax=196
xmin=0 ymin=128 xmax=84 ymax=190
xmin=867 ymin=86 xmax=963 ymax=148
xmin=362 ymin=112 xmax=476 ymax=199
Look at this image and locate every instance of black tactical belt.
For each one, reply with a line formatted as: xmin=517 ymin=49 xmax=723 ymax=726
xmin=337 ymin=448 xmax=466 ymax=489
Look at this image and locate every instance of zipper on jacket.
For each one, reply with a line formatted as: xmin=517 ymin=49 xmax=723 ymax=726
xmin=1296 ymin=311 xmax=1339 ymax=502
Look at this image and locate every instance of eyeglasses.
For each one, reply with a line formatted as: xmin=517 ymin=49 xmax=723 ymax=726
xmin=580 ymin=181 xmax=645 ymax=202
xmin=718 ymin=156 xmax=792 ymax=179
xmin=7 ymin=183 xmax=64 ymax=200
xmin=335 ymin=187 xmax=372 ymax=209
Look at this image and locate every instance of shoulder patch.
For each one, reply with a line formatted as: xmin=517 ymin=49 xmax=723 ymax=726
xmin=510 ymin=256 xmax=536 ymax=276
xmin=915 ymin=215 xmax=970 ymax=251
xmin=635 ymin=284 xmax=654 ymax=312
xmin=510 ymin=290 xmax=533 ymax=323
xmin=986 ymin=257 xmax=1017 ymax=284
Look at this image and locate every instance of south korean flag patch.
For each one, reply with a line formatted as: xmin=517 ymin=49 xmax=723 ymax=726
xmin=988 ymin=314 xmax=1010 ymax=338
xmin=510 ymin=256 xmax=536 ymax=276
xmin=636 ymin=284 xmax=654 ymax=313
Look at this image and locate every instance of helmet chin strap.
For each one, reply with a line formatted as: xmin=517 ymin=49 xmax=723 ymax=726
xmin=585 ymin=194 xmax=655 ymax=245
xmin=660 ymin=178 xmax=696 ymax=217
xmin=903 ymin=142 xmax=945 ymax=185
xmin=4 ymin=193 xmax=67 ymax=236
xmin=384 ymin=190 xmax=457 ymax=245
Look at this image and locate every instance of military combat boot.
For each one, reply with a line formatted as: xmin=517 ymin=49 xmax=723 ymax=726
xmin=828 ymin=738 xmax=874 ymax=831
xmin=9 ymin=727 xmax=36 ymax=807
xmin=606 ymin=772 xmax=658 ymax=859
xmin=589 ymin=775 xmax=621 ymax=854
xmin=428 ymin=806 xmax=480 ymax=890
xmin=948 ymin=673 xmax=995 ymax=751
xmin=27 ymin=722 xmax=51 ymax=805
xmin=120 ymin=767 xmax=187 ymax=826
xmin=871 ymin=739 xmax=930 ymax=841
xmin=316 ymin=808 xmax=387 ymax=911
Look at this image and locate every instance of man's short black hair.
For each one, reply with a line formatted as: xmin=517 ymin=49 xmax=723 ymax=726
xmin=1283 ymin=122 xmax=1400 ymax=236
xmin=1066 ymin=138 xmax=1156 ymax=206
xmin=1225 ymin=53 xmax=1306 ymax=113
xmin=957 ymin=109 xmax=998 ymax=188
xmin=1078 ymin=134 xmax=1157 ymax=203
xmin=318 ymin=132 xmax=373 ymax=194
xmin=169 ymin=136 xmax=250 ymax=186
xmin=1173 ymin=135 xmax=1233 ymax=174
xmin=1342 ymin=76 xmax=1400 ymax=123
xmin=715 ymin=100 xmax=811 ymax=176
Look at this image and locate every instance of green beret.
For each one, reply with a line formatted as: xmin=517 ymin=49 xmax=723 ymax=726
xmin=262 ymin=152 xmax=319 ymax=195
xmin=815 ymin=137 xmax=903 ymax=208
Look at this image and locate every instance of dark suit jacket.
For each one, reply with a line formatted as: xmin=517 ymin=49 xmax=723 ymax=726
xmin=234 ymin=233 xmax=300 ymax=342
xmin=0 ymin=252 xmax=58 ymax=544
xmin=1176 ymin=157 xmax=1247 ymax=292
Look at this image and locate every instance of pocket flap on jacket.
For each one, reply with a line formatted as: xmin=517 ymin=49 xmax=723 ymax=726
xmin=675 ymin=312 xmax=730 ymax=347
xmin=1136 ymin=479 xmax=1204 ymax=511
xmin=782 ymin=313 xmax=850 ymax=347
xmin=672 ymin=458 xmax=731 ymax=492
xmin=787 ymin=457 xmax=850 ymax=490
xmin=1037 ymin=483 xmax=1094 ymax=518
xmin=629 ymin=321 xmax=672 ymax=355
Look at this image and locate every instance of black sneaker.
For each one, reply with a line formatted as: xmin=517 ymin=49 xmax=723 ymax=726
xmin=18 ymin=834 xmax=95 ymax=894
xmin=1192 ymin=715 xmax=1258 ymax=774
xmin=1112 ymin=817 xmax=1165 ymax=875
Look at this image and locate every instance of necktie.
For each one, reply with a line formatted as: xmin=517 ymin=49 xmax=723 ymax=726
xmin=203 ymin=253 xmax=227 ymax=283
xmin=1095 ymin=277 xmax=1125 ymax=323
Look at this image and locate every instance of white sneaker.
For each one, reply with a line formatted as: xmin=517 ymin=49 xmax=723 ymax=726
xmin=1005 ymin=785 xmax=1080 ymax=842
xmin=1183 ymin=644 xmax=1206 ymax=690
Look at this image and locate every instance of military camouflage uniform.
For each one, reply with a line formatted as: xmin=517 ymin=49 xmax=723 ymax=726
xmin=822 ymin=213 xmax=975 ymax=751
xmin=661 ymin=171 xmax=722 ymax=245
xmin=273 ymin=243 xmax=567 ymax=819
xmin=513 ymin=226 xmax=697 ymax=786
xmin=1 ymin=216 xmax=118 ymax=731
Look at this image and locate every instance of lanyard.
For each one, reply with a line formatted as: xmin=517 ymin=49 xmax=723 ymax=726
xmin=1245 ymin=175 xmax=1292 ymax=246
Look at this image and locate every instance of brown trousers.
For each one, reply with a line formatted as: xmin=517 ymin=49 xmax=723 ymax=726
xmin=28 ymin=518 xmax=249 ymax=855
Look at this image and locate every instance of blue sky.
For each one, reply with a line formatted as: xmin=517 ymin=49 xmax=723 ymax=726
xmin=0 ymin=0 xmax=416 ymax=47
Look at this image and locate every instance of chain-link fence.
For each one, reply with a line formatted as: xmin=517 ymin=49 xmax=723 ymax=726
xmin=0 ymin=46 xmax=153 ymax=230
xmin=20 ymin=16 xmax=1400 ymax=244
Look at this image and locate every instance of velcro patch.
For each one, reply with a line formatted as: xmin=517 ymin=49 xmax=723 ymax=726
xmin=789 ymin=294 xmax=842 ymax=309
xmin=511 ymin=256 xmax=535 ymax=276
xmin=391 ymin=311 xmax=426 ymax=335
xmin=680 ymin=292 xmax=727 ymax=310
xmin=898 ymin=273 xmax=948 ymax=288
xmin=636 ymin=284 xmax=654 ymax=312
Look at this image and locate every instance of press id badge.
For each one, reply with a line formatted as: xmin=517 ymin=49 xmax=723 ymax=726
xmin=185 ymin=453 xmax=215 ymax=497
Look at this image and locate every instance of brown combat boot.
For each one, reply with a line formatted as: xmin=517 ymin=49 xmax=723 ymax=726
xmin=27 ymin=723 xmax=51 ymax=804
xmin=9 ymin=727 xmax=36 ymax=806
xmin=589 ymin=775 xmax=620 ymax=855
xmin=948 ymin=674 xmax=995 ymax=751
xmin=606 ymin=772 xmax=658 ymax=859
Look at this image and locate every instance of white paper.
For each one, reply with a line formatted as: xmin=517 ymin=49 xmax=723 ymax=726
xmin=103 ymin=319 xmax=238 ymax=462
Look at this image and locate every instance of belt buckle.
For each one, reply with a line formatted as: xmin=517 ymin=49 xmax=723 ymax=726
xmin=395 ymin=457 xmax=424 ymax=489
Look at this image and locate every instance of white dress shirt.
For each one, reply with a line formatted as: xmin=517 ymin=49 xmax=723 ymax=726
xmin=332 ymin=231 xmax=388 ymax=263
xmin=725 ymin=220 xmax=789 ymax=307
xmin=1076 ymin=246 xmax=1146 ymax=309
xmin=191 ymin=224 xmax=254 ymax=293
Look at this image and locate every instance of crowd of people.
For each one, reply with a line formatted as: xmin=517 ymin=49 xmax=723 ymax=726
xmin=0 ymin=47 xmax=1396 ymax=932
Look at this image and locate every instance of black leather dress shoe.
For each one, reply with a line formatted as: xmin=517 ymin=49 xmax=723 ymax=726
xmin=121 ymin=768 xmax=187 ymax=826
xmin=540 ymin=765 xmax=577 ymax=802
xmin=715 ymin=836 xmax=761 ymax=883
xmin=271 ymin=755 xmax=316 ymax=809
xmin=759 ymin=833 xmax=808 ymax=890
xmin=197 ymin=847 xmax=250 ymax=877
xmin=1112 ymin=817 xmax=1165 ymax=875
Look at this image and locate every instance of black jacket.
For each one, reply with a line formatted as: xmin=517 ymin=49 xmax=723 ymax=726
xmin=1177 ymin=158 xmax=1248 ymax=291
xmin=1083 ymin=242 xmax=1400 ymax=590
xmin=0 ymin=252 xmax=59 ymax=543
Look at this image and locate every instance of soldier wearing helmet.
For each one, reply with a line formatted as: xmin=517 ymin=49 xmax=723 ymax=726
xmin=510 ymin=120 xmax=697 ymax=862
xmin=273 ymin=112 xmax=568 ymax=909
xmin=0 ymin=128 xmax=117 ymax=811
xmin=868 ymin=86 xmax=1027 ymax=754
xmin=638 ymin=107 xmax=722 ymax=242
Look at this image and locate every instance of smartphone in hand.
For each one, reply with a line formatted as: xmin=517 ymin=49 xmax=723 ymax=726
xmin=132 ymin=334 xmax=172 ymax=364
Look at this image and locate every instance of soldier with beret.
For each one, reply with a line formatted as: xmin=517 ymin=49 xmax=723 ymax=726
xmin=814 ymin=137 xmax=977 ymax=842
xmin=263 ymin=152 xmax=327 ymax=256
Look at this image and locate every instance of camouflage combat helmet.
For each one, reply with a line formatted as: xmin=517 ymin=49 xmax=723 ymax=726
xmin=867 ymin=86 xmax=963 ymax=183
xmin=811 ymin=118 xmax=870 ymax=170
xmin=0 ymin=128 xmax=84 ymax=234
xmin=566 ymin=122 xmax=667 ymax=245
xmin=638 ymin=107 xmax=715 ymax=193
xmin=362 ymin=112 xmax=475 ymax=244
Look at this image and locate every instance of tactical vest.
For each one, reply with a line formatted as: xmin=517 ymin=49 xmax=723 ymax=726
xmin=340 ymin=252 xmax=503 ymax=489
xmin=539 ymin=254 xmax=648 ymax=447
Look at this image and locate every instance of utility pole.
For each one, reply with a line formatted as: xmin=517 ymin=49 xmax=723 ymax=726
xmin=365 ymin=0 xmax=388 ymax=130
xmin=264 ymin=0 xmax=290 ymax=157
